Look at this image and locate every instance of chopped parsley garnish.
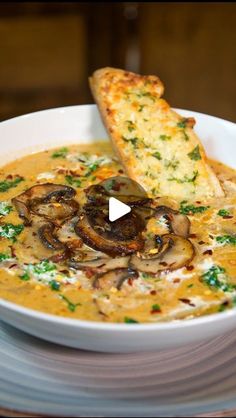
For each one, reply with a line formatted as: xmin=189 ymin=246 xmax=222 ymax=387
xmin=177 ymin=120 xmax=187 ymax=129
xmin=152 ymin=151 xmax=162 ymax=160
xmin=159 ymin=134 xmax=171 ymax=141
xmin=32 ymin=260 xmax=56 ymax=276
xmin=0 ymin=202 xmax=13 ymax=216
xmin=202 ymin=265 xmax=235 ymax=293
xmin=0 ymin=253 xmax=11 ymax=262
xmin=136 ymin=91 xmax=156 ymax=102
xmin=0 ymin=223 xmax=24 ymax=242
xmin=217 ymin=209 xmax=231 ymax=217
xmin=50 ymin=280 xmax=61 ymax=291
xmin=124 ymin=317 xmax=139 ymax=324
xmin=51 ymin=147 xmax=68 ymax=159
xmin=122 ymin=136 xmax=139 ymax=147
xmin=179 ymin=201 xmax=210 ymax=215
xmin=138 ymin=104 xmax=145 ymax=112
xmin=59 ymin=294 xmax=81 ymax=312
xmin=151 ymin=304 xmax=161 ymax=313
xmin=19 ymin=272 xmax=30 ymax=281
xmin=85 ymin=162 xmax=100 ymax=177
xmin=0 ymin=176 xmax=24 ymax=193
xmin=183 ymin=131 xmax=189 ymax=141
xmin=126 ymin=120 xmax=136 ymax=132
xmin=65 ymin=175 xmax=82 ymax=187
xmin=187 ymin=283 xmax=194 ymax=288
xmin=164 ymin=159 xmax=179 ymax=170
xmin=168 ymin=170 xmax=198 ymax=184
xmin=188 ymin=145 xmax=201 ymax=161
xmin=216 ymin=235 xmax=236 ymax=246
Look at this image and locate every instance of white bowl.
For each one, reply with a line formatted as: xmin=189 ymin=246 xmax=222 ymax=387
xmin=0 ymin=104 xmax=235 ymax=353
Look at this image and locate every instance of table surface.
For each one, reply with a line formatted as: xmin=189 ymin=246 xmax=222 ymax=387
xmin=1 ymin=407 xmax=236 ymax=417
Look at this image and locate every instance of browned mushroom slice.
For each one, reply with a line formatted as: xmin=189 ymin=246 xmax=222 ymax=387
xmin=31 ymin=199 xmax=79 ymax=225
xmin=130 ymin=234 xmax=195 ymax=274
xmin=69 ymin=255 xmax=130 ymax=273
xmin=75 ymin=212 xmax=144 ymax=256
xmin=85 ymin=207 xmax=145 ymax=242
xmin=12 ymin=183 xmax=76 ymax=225
xmin=93 ymin=268 xmax=138 ymax=290
xmin=38 ymin=223 xmax=65 ymax=250
xmin=37 ymin=221 xmax=70 ymax=263
xmin=154 ymin=206 xmax=190 ymax=238
xmin=85 ymin=177 xmax=152 ymax=207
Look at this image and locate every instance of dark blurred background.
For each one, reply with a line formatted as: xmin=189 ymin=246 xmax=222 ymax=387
xmin=0 ymin=2 xmax=235 ymax=121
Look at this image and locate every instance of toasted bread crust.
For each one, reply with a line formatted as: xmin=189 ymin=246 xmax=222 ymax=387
xmin=90 ymin=67 xmax=224 ymax=200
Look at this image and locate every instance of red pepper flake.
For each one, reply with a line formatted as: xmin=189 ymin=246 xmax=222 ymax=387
xmin=189 ymin=233 xmax=197 ymax=239
xmin=150 ymin=290 xmax=157 ymax=295
xmin=198 ymin=241 xmax=205 ymax=245
xmin=118 ymin=169 xmax=124 ymax=174
xmin=223 ymin=215 xmax=233 ymax=219
xmin=203 ymin=249 xmax=213 ymax=255
xmin=159 ymin=261 xmax=168 ymax=266
xmin=6 ymin=174 xmax=13 ymax=180
xmin=8 ymin=264 xmax=17 ymax=269
xmin=179 ymin=298 xmax=195 ymax=307
xmin=186 ymin=265 xmax=194 ymax=271
xmin=196 ymin=201 xmax=202 ymax=204
xmin=127 ymin=278 xmax=134 ymax=286
xmin=85 ymin=268 xmax=96 ymax=279
xmin=173 ymin=278 xmax=181 ymax=283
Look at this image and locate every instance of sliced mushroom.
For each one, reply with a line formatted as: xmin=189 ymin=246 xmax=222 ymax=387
xmin=75 ymin=212 xmax=144 ymax=256
xmin=12 ymin=183 xmax=77 ymax=225
xmin=85 ymin=206 xmax=145 ymax=242
xmin=85 ymin=177 xmax=152 ymax=207
xmin=154 ymin=206 xmax=190 ymax=238
xmin=31 ymin=199 xmax=79 ymax=225
xmin=38 ymin=223 xmax=65 ymax=250
xmin=69 ymin=255 xmax=130 ymax=273
xmin=130 ymin=234 xmax=195 ymax=274
xmin=93 ymin=268 xmax=138 ymax=290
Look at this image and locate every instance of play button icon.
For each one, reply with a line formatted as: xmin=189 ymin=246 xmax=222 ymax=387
xmin=109 ymin=197 xmax=131 ymax=222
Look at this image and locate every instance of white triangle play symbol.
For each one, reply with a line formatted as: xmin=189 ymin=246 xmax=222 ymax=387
xmin=109 ymin=197 xmax=131 ymax=222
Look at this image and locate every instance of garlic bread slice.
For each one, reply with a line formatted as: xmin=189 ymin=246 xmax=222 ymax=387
xmin=89 ymin=67 xmax=224 ymax=199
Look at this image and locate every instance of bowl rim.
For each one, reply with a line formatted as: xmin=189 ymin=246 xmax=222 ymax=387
xmin=0 ymin=104 xmax=236 ymax=332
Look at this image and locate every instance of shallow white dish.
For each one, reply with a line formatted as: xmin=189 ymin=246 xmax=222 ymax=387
xmin=0 ymin=104 xmax=235 ymax=353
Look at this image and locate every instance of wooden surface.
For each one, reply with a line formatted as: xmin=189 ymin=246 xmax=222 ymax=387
xmin=0 ymin=2 xmax=235 ymax=121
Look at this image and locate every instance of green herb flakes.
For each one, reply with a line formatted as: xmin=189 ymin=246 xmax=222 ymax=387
xmin=217 ymin=209 xmax=231 ymax=217
xmin=50 ymin=280 xmax=61 ymax=291
xmin=19 ymin=272 xmax=30 ymax=281
xmin=202 ymin=265 xmax=235 ymax=293
xmin=0 ymin=177 xmax=24 ymax=193
xmin=159 ymin=134 xmax=171 ymax=141
xmin=216 ymin=235 xmax=236 ymax=246
xmin=151 ymin=304 xmax=161 ymax=313
xmin=0 ymin=223 xmax=24 ymax=242
xmin=65 ymin=175 xmax=82 ymax=188
xmin=152 ymin=151 xmax=162 ymax=160
xmin=60 ymin=294 xmax=81 ymax=312
xmin=124 ymin=317 xmax=139 ymax=324
xmin=0 ymin=202 xmax=13 ymax=216
xmin=0 ymin=253 xmax=11 ymax=262
xmin=179 ymin=201 xmax=210 ymax=215
xmin=188 ymin=145 xmax=201 ymax=161
xmin=168 ymin=171 xmax=199 ymax=184
xmin=177 ymin=120 xmax=187 ymax=129
xmin=51 ymin=147 xmax=68 ymax=159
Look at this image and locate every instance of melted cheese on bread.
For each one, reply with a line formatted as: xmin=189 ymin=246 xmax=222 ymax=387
xmin=90 ymin=67 xmax=224 ymax=200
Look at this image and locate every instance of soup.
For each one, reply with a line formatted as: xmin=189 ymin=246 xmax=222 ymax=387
xmin=0 ymin=142 xmax=236 ymax=323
